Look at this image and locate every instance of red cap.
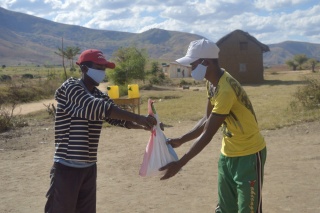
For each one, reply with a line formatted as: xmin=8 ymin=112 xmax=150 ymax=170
xmin=76 ymin=49 xmax=115 ymax=69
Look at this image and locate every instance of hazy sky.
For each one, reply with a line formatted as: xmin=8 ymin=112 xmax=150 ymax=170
xmin=1 ymin=0 xmax=320 ymax=44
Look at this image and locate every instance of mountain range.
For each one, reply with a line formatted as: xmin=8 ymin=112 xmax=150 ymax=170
xmin=0 ymin=7 xmax=319 ymax=66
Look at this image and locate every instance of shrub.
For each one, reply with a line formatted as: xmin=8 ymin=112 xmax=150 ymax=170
xmin=0 ymin=105 xmax=28 ymax=133
xmin=0 ymin=108 xmax=13 ymax=132
xmin=70 ymin=67 xmax=76 ymax=72
xmin=0 ymin=78 xmax=62 ymax=105
xmin=179 ymin=79 xmax=192 ymax=87
xmin=0 ymin=75 xmax=12 ymax=82
xmin=22 ymin=73 xmax=34 ymax=79
xmin=292 ymin=76 xmax=320 ymax=109
xmin=149 ymin=76 xmax=161 ymax=85
xmin=119 ymin=85 xmax=128 ymax=97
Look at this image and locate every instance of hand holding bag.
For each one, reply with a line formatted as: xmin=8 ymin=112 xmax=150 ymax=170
xmin=139 ymin=99 xmax=179 ymax=177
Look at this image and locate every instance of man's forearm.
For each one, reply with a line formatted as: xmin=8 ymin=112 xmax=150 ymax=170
xmin=108 ymin=105 xmax=139 ymax=123
xmin=178 ymin=132 xmax=212 ymax=167
xmin=125 ymin=121 xmax=144 ymax=129
xmin=179 ymin=116 xmax=207 ymax=143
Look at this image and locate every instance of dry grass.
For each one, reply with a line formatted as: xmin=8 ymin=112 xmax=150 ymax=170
xmin=2 ymin=66 xmax=320 ymax=130
xmin=245 ymin=70 xmax=320 ymax=129
xmin=139 ymin=88 xmax=207 ymax=124
xmin=137 ymin=70 xmax=320 ymax=130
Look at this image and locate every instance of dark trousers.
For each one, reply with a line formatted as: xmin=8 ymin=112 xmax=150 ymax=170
xmin=45 ymin=162 xmax=97 ymax=213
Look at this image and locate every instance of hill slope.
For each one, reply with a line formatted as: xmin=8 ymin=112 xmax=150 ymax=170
xmin=264 ymin=41 xmax=320 ymax=66
xmin=0 ymin=7 xmax=203 ymax=66
xmin=0 ymin=7 xmax=319 ymax=66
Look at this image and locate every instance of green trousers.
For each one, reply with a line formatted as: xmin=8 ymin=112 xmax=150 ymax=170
xmin=216 ymin=147 xmax=267 ymax=213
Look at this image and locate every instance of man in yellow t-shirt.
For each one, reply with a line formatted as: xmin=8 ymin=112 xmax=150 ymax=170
xmin=208 ymin=72 xmax=266 ymax=157
xmin=160 ymin=39 xmax=267 ymax=213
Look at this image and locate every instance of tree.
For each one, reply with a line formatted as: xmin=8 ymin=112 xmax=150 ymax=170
xmin=151 ymin=61 xmax=161 ymax=76
xmin=55 ymin=38 xmax=67 ymax=80
xmin=308 ymin=58 xmax=318 ymax=72
xmin=285 ymin=59 xmax=298 ymax=71
xmin=55 ymin=37 xmax=81 ymax=79
xmin=293 ymin=54 xmax=308 ymax=70
xmin=64 ymin=46 xmax=81 ymax=71
xmin=149 ymin=61 xmax=165 ymax=85
xmin=286 ymin=54 xmax=309 ymax=71
xmin=109 ymin=46 xmax=148 ymax=85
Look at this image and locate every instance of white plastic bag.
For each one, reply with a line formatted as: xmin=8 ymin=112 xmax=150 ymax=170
xmin=139 ymin=99 xmax=179 ymax=177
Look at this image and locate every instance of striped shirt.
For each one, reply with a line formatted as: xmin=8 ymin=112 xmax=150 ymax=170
xmin=54 ymin=78 xmax=127 ymax=163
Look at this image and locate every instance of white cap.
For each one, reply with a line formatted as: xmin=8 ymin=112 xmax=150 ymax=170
xmin=176 ymin=39 xmax=220 ymax=66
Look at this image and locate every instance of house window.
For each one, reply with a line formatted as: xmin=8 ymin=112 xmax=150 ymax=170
xmin=240 ymin=42 xmax=248 ymax=50
xmin=239 ymin=63 xmax=247 ymax=72
xmin=177 ymin=68 xmax=180 ymax=72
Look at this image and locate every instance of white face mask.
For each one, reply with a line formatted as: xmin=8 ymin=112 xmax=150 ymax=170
xmin=191 ymin=64 xmax=207 ymax=81
xmin=87 ymin=68 xmax=106 ymax=84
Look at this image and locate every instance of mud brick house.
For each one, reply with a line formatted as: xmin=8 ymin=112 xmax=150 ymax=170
xmin=216 ymin=30 xmax=270 ymax=84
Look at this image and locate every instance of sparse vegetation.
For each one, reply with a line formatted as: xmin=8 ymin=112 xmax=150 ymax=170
xmin=308 ymin=58 xmax=319 ymax=72
xmin=286 ymin=54 xmax=319 ymax=71
xmin=21 ymin=73 xmax=34 ymax=79
xmin=1 ymin=66 xmax=320 ymax=133
xmin=0 ymin=66 xmax=67 ymax=131
xmin=0 ymin=78 xmax=61 ymax=104
xmin=0 ymin=104 xmax=28 ymax=133
xmin=0 ymin=74 xmax=12 ymax=82
xmin=291 ymin=74 xmax=320 ymax=109
xmin=148 ymin=61 xmax=166 ymax=85
xmin=179 ymin=79 xmax=192 ymax=87
xmin=43 ymin=103 xmax=56 ymax=120
xmin=285 ymin=60 xmax=298 ymax=71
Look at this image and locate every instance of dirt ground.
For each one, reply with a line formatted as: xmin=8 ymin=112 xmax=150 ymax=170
xmin=1 ymin=101 xmax=320 ymax=212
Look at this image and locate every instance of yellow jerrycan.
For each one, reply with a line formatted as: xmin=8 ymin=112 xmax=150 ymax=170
xmin=107 ymin=85 xmax=119 ymax=99
xmin=128 ymin=84 xmax=140 ymax=98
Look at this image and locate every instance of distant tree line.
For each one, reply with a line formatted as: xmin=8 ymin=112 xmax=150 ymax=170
xmin=286 ymin=54 xmax=319 ymax=72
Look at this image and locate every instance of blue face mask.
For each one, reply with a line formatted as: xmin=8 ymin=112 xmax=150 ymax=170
xmin=191 ymin=64 xmax=207 ymax=81
xmin=87 ymin=68 xmax=106 ymax=84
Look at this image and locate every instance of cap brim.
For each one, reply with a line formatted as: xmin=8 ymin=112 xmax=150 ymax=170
xmin=105 ymin=61 xmax=115 ymax=69
xmin=175 ymin=56 xmax=198 ymax=66
xmin=76 ymin=60 xmax=115 ymax=69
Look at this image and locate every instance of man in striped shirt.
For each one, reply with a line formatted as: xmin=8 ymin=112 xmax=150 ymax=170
xmin=45 ymin=49 xmax=156 ymax=213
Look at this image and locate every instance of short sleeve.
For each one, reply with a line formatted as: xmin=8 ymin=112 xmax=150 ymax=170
xmin=211 ymin=88 xmax=235 ymax=115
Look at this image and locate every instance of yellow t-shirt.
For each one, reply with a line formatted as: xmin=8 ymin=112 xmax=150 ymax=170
xmin=207 ymin=71 xmax=266 ymax=157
